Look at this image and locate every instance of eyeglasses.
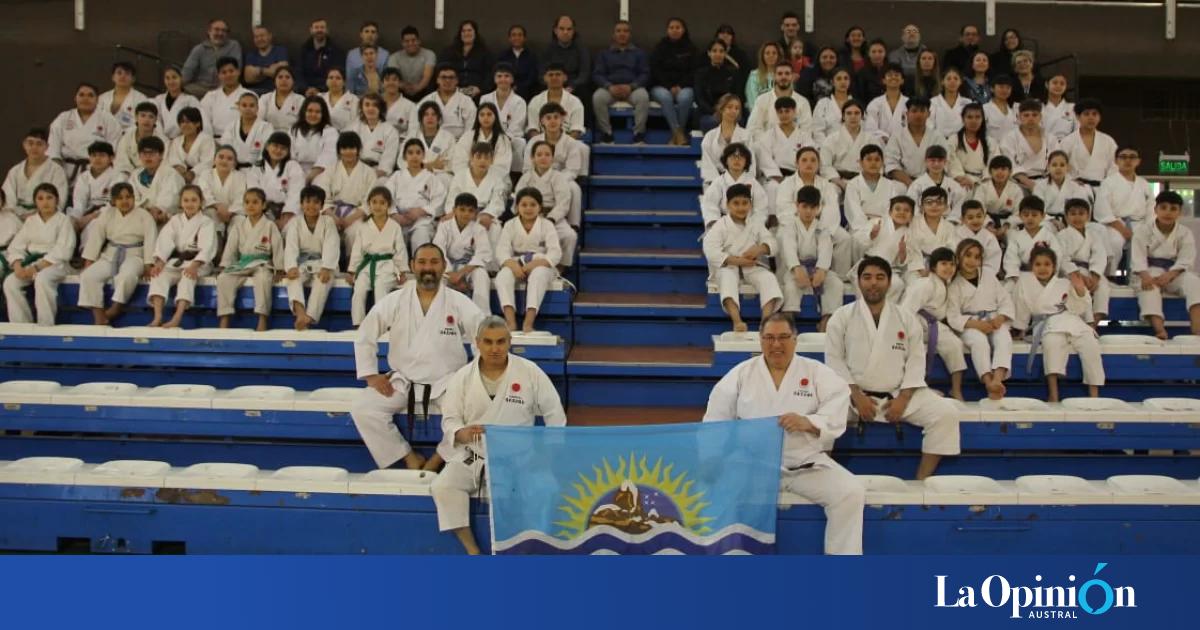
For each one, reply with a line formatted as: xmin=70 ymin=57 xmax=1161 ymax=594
xmin=761 ymin=334 xmax=794 ymax=344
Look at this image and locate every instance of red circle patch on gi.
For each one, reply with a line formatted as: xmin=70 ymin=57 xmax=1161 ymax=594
xmin=377 ymin=140 xmax=384 ymax=146
xmin=800 ymin=378 xmax=809 ymax=386
xmin=1062 ymin=293 xmax=1068 ymax=300
xmin=261 ymin=236 xmax=269 ymax=243
xmin=898 ymin=331 xmax=905 ymax=339
xmin=511 ymin=383 xmax=521 ymax=393
xmin=446 ymin=315 xmax=455 ymax=324
xmin=281 ymin=179 xmax=288 ymax=186
xmin=254 ymin=142 xmax=261 ymax=148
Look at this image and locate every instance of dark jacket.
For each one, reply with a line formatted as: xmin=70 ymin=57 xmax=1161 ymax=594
xmin=442 ymin=44 xmax=494 ymax=93
xmin=853 ymin=63 xmax=886 ymax=103
xmin=905 ymin=74 xmax=940 ymax=99
xmin=650 ymin=37 xmax=700 ymax=89
xmin=726 ymin=43 xmax=753 ymax=94
xmin=694 ymin=60 xmax=738 ymax=115
xmin=592 ymin=45 xmax=650 ymax=89
xmin=798 ymin=64 xmax=836 ymax=102
xmin=541 ymin=36 xmax=591 ymax=91
xmin=498 ymin=47 xmax=540 ymax=100
xmin=1012 ymin=75 xmax=1048 ymax=104
xmin=299 ymin=37 xmax=344 ymax=91
xmin=989 ymin=49 xmax=1016 ymax=80
xmin=942 ymin=44 xmax=978 ymax=75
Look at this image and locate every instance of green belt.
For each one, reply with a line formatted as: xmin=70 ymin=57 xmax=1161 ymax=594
xmin=22 ymin=252 xmax=45 ymax=267
xmin=0 ymin=248 xmax=7 ymax=276
xmin=356 ymin=253 xmax=393 ymax=286
xmin=227 ymin=252 xmax=270 ymax=272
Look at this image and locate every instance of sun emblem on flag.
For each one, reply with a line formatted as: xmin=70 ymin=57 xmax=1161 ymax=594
xmin=554 ymin=453 xmax=712 ymax=540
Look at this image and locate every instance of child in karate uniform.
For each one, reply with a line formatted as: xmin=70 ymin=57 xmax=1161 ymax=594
xmin=284 ymin=185 xmax=341 ymax=330
xmin=777 ymin=185 xmax=844 ymax=331
xmin=1057 ymin=198 xmax=1110 ymax=324
xmin=147 ymin=185 xmax=218 ymax=328
xmin=77 ymin=182 xmax=158 ymax=325
xmin=494 ymin=187 xmax=563 ymax=333
xmin=433 ymin=192 xmax=494 ymax=314
xmin=217 ymin=188 xmax=284 ymax=330
xmin=1003 ymin=196 xmax=1063 ymax=281
xmin=1131 ymin=191 xmax=1200 ymax=339
xmin=4 ymin=183 xmax=76 ymax=325
xmin=703 ymin=183 xmax=782 ymax=332
xmin=347 ymin=186 xmax=409 ymax=325
xmin=901 ymin=247 xmax=968 ymax=400
xmin=947 ymin=238 xmax=1015 ymax=400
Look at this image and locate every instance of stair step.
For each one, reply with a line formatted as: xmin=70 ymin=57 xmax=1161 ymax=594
xmin=567 ymin=406 xmax=704 ymax=426
xmin=591 ymin=144 xmax=701 ymax=157
xmin=589 ymin=175 xmax=702 ymax=188
xmin=568 ymin=345 xmax=714 ymax=367
xmin=579 ymin=248 xmax=706 ymax=267
xmin=584 ymin=209 xmax=701 ymax=225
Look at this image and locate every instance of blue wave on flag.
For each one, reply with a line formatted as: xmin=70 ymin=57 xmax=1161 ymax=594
xmin=485 ymin=418 xmax=783 ymax=555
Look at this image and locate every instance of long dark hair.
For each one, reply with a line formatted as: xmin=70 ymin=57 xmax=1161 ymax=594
xmin=452 ymin=20 xmax=488 ymax=55
xmin=292 ymin=96 xmax=331 ymax=135
xmin=472 ymin=102 xmax=501 ymax=151
xmin=955 ymin=102 xmax=990 ymax=160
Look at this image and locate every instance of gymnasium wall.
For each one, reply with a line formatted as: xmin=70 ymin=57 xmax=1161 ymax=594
xmin=1 ymin=0 xmax=1196 ymax=169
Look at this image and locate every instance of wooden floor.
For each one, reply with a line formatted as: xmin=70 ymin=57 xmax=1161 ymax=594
xmin=567 ymin=406 xmax=704 ymax=426
xmin=567 ymin=345 xmax=713 ymax=366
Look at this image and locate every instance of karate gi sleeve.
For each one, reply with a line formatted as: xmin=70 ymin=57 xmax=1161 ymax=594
xmin=81 ymin=209 xmax=108 ymax=261
xmin=354 ymin=290 xmax=401 ymax=379
xmin=702 ymin=367 xmax=740 ymax=422
xmin=534 ymin=366 xmax=567 ymax=427
xmin=809 ymin=363 xmax=850 ymax=440
xmin=899 ymin=311 xmax=929 ymax=390
xmin=822 ymin=309 xmax=855 ymax=384
xmin=48 ymin=217 xmax=78 ymax=266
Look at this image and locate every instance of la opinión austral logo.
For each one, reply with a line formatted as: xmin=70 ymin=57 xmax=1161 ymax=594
xmin=936 ymin=562 xmax=1135 ymax=619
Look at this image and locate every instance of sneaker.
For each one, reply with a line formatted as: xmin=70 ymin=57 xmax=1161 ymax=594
xmin=599 ymin=132 xmax=614 ymax=144
xmin=632 ymin=132 xmax=646 ymax=144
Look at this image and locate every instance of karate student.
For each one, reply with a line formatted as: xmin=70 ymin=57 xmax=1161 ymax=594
xmin=494 ymin=187 xmax=562 ymax=332
xmin=1131 ymin=191 xmax=1200 ymax=338
xmin=515 ymin=141 xmax=578 ymax=268
xmin=947 ymin=238 xmax=1014 ymax=400
xmin=863 ymin=63 xmax=907 ymax=144
xmin=200 ymin=57 xmax=254 ymax=139
xmin=0 ymin=192 xmax=21 ymax=279
xmin=1011 ymin=247 xmax=1103 ymax=402
xmin=982 ymin=75 xmax=1016 ymax=140
xmin=811 ymin=68 xmax=855 ymax=144
xmin=906 ymin=145 xmax=967 ymax=221
xmin=1058 ymin=99 xmax=1117 ymax=186
xmin=154 ymin=67 xmax=202 ymax=140
xmin=818 ymin=99 xmax=869 ymax=189
xmin=522 ymin=103 xmax=586 ymax=225
xmin=420 ymin=64 xmax=478 ymax=139
xmin=774 ymin=147 xmax=851 ymax=274
xmin=77 ymin=182 xmax=157 ymax=325
xmin=165 ymin=107 xmax=216 ymax=184
xmin=856 ymin=195 xmax=919 ymax=301
xmin=1041 ymin=73 xmax=1076 ymax=140
xmin=844 ymin=144 xmax=904 ymax=257
xmin=219 ymin=93 xmax=274 ymax=169
xmin=884 ymin=96 xmax=942 ymax=186
xmin=320 ymin=67 xmax=360 ymax=132
xmin=196 ymin=145 xmax=248 ymax=224
xmin=1034 ymin=151 xmax=1093 ymax=228
xmin=3 ymin=128 xmax=69 ymax=217
xmin=909 ymin=187 xmax=960 ymax=271
xmin=947 ymin=103 xmax=993 ymax=191
xmin=700 ymin=94 xmax=753 ymax=184
xmin=289 ymin=97 xmax=339 ymax=181
xmin=778 ymin=185 xmax=844 ymax=331
xmin=3 ymin=184 xmax=75 ymax=325
xmin=284 ymin=185 xmax=340 ymax=330
xmin=432 ymin=316 xmax=566 ymax=554
xmin=350 ymin=94 xmax=400 ymax=178
xmin=928 ymin=68 xmax=967 ymax=136
xmin=704 ymin=312 xmax=865 ymax=555
xmin=1003 ymin=196 xmax=1063 ymax=281
xmin=70 ymin=142 xmax=121 ymax=233
xmin=48 ymin=83 xmax=122 ymax=184
xmin=250 ymin=132 xmax=306 ymax=225
xmin=1058 ymin=198 xmax=1110 ymax=324
xmin=216 ymin=188 xmax=284 ymax=331
xmin=1094 ymin=146 xmax=1154 ymax=276
xmin=703 ymin=183 xmax=783 ymax=332
xmin=351 ymin=242 xmax=487 ymax=471
xmin=954 ymin=200 xmax=1003 ymax=278
xmin=479 ymin=63 xmax=528 ymax=174
xmin=147 ymin=185 xmax=218 ymax=328
xmin=973 ymin=155 xmax=1022 ymax=243
xmin=758 ymin=97 xmax=815 ymax=183
xmin=747 ymin=63 xmax=813 ymax=143
xmin=114 ymin=102 xmax=165 ymax=175
xmin=525 ymin=63 xmax=585 ymax=139
xmin=99 ymin=61 xmax=149 ymax=129
xmin=451 ymin=103 xmax=515 ymax=183
xmin=258 ymin=67 xmax=305 ymax=132
xmin=900 ymin=247 xmax=968 ymax=400
xmin=826 ymin=256 xmax=961 ymax=478
xmin=407 ymin=102 xmax=457 ymax=190
xmin=130 ymin=136 xmax=185 ymax=224
xmin=433 ymin=193 xmax=494 ymax=313
xmin=386 ymin=138 xmax=448 ymax=251
xmin=315 ymin=131 xmax=377 ymax=249
xmin=702 ymin=143 xmax=769 ymax=228
xmin=348 ymin=187 xmax=410 ymax=326
xmin=1002 ymin=99 xmax=1058 ymax=190
xmin=444 ymin=143 xmax=508 ymax=255
xmin=380 ymin=68 xmax=419 ymax=138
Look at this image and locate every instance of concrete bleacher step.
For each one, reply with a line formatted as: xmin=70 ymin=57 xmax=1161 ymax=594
xmin=571 ymin=293 xmax=730 ymax=346
xmin=588 ymin=176 xmax=702 ymax=210
xmin=583 ymin=209 xmax=703 ymax=250
xmin=591 ymin=144 xmax=703 ymax=177
xmin=577 ymin=248 xmax=708 ymax=294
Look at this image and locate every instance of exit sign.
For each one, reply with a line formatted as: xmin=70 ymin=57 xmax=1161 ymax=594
xmin=1159 ymin=152 xmax=1190 ymax=175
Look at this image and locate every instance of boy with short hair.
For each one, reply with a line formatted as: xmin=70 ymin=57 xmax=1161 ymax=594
xmin=884 ymin=96 xmax=941 ymax=186
xmin=2 ymin=128 xmax=69 ymax=217
xmin=864 ymin=63 xmax=908 ymax=144
xmin=284 ymin=185 xmax=340 ymax=330
xmin=445 ymin=143 xmax=508 ymax=255
xmin=1094 ymin=145 xmax=1154 ymax=276
xmin=1131 ymin=191 xmax=1200 ymax=338
xmin=1002 ymin=99 xmax=1058 ymax=191
xmin=433 ymin=192 xmax=494 ymax=313
xmin=844 ymin=144 xmax=904 ymax=258
xmin=954 ymin=200 xmax=1002 ymax=277
xmin=1057 ymin=198 xmax=1110 ymax=324
xmin=759 ymin=97 xmax=814 ymax=183
xmin=703 ymin=183 xmax=782 ymax=332
xmin=858 ymin=194 xmax=920 ymax=300
xmin=983 ymin=75 xmax=1017 ymax=140
xmin=131 ymin=136 xmax=184 ymax=224
xmin=71 ymin=141 xmax=122 ymax=233
xmin=972 ymin=155 xmax=1023 ymax=243
xmin=115 ymin=102 xmax=163 ymax=175
xmin=906 ymin=145 xmax=967 ymax=222
xmin=778 ymin=185 xmax=844 ymax=331
xmin=1003 ymin=196 xmax=1063 ymax=280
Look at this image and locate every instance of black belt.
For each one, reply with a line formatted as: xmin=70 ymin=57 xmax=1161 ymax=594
xmin=406 ymin=382 xmax=432 ymax=440
xmin=236 ymin=161 xmax=253 ymax=169
xmin=857 ymin=390 xmax=903 ymax=440
xmin=862 ymin=390 xmax=894 ymax=400
xmin=1079 ymin=178 xmax=1101 ymax=187
xmin=779 ymin=168 xmax=795 ymax=178
xmin=171 ymin=249 xmax=200 ymax=261
xmin=784 ymin=462 xmax=815 ymax=471
xmin=837 ymin=169 xmax=858 ymax=180
xmin=363 ymin=158 xmax=379 ymax=167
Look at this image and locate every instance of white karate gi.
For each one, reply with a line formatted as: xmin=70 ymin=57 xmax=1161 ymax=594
xmin=164 ymin=133 xmax=217 ymax=178
xmin=0 ymin=209 xmax=25 ymax=254
xmin=515 ymin=167 xmax=578 ymax=267
xmin=929 ymin=94 xmax=968 ymax=137
xmin=884 ymin=127 xmax=945 ymax=179
xmin=383 ymin=94 xmax=419 ymax=138
xmin=433 ymin=217 xmax=494 ymax=312
xmin=818 ymin=126 xmax=870 ymax=181
xmin=946 ymin=272 xmax=1015 ymax=377
xmin=431 ymin=353 xmax=566 ymax=531
xmin=908 ymin=214 xmax=960 ymax=267
xmin=1058 ymin=223 xmax=1112 ymax=318
xmin=406 ymin=129 xmax=458 ymax=188
xmin=200 ymin=86 xmax=255 ymax=138
xmin=147 ymin=210 xmax=217 ymax=306
xmin=857 ymin=216 xmax=919 ymax=300
xmin=1058 ymin=130 xmax=1117 ymax=183
xmin=825 ymin=300 xmax=961 ymax=455
xmin=522 ymin=132 xmax=586 ymax=223
xmin=1131 ymin=221 xmax=1200 ymax=320
xmin=48 ymin=109 xmax=122 ymax=178
xmin=3 ymin=211 xmax=76 ymax=325
xmin=2 ymin=160 xmax=69 ymax=216
xmin=1041 ymin=100 xmax=1076 ymax=140
xmin=494 ymin=216 xmax=562 ymax=316
xmin=115 ymin=128 xmax=169 ymax=175
xmin=421 ymin=90 xmax=479 ymax=139
xmin=946 ymin=134 xmax=993 ymax=186
xmin=77 ymin=206 xmax=157 ymax=308
xmin=746 ymin=90 xmax=814 ymax=141
xmin=153 ymin=92 xmax=201 ymax=140
xmin=525 ymin=90 xmax=584 ymax=136
xmin=348 ymin=216 xmax=410 ymax=325
xmin=445 ymin=170 xmax=508 ymax=253
xmin=258 ymin=91 xmax=305 ymax=131
xmin=703 ymin=215 xmax=783 ymax=311
xmin=863 ymin=94 xmax=908 ymax=144
xmin=350 ymin=120 xmax=401 ymax=176
xmin=288 ymin=127 xmax=339 ymax=175
xmin=900 ymin=275 xmax=968 ymax=374
xmin=98 ymin=89 xmax=149 ymax=130
xmin=982 ymin=101 xmax=1016 ymax=140
xmin=450 ymin=131 xmax=514 ymax=182
xmin=248 ymin=160 xmax=306 ymax=218
xmin=350 ymin=284 xmax=486 ymax=468
xmin=1033 ymin=177 xmax=1093 ymax=223
xmin=284 ymin=214 xmax=340 ymax=323
xmin=774 ymin=173 xmax=851 ymax=275
xmin=907 ymin=173 xmax=968 ymax=221
xmin=757 ymin=124 xmax=815 ymax=180
xmin=704 ymin=355 xmax=864 ymax=555
xmin=811 ymin=96 xmax=852 ymax=144
xmin=700 ymin=125 xmax=755 ymax=183
xmin=195 ymin=168 xmax=248 ymax=219
xmin=315 ymin=159 xmax=379 ymax=250
xmin=777 ymin=218 xmax=845 ymax=315
xmin=216 ymin=214 xmax=283 ymax=316
xmin=321 ymin=91 xmax=361 ymax=132
xmin=999 ymin=128 xmax=1058 ymax=180
xmin=1011 ymin=273 xmax=1104 ymax=385
xmin=953 ymin=224 xmax=1003 ymax=278
xmin=701 ymin=171 xmax=770 ymax=226
xmin=1094 ymin=173 xmax=1155 ymax=273
xmin=219 ymin=120 xmax=275 ymax=168
xmin=70 ymin=167 xmax=123 ymax=218
xmin=131 ymin=166 xmax=185 ymax=217
xmin=1004 ymin=226 xmax=1064 ymax=279
xmin=972 ymin=178 xmax=1024 ymax=227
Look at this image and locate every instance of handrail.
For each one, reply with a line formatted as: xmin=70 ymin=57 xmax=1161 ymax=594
xmin=114 ymin=44 xmax=165 ymax=64
xmin=1146 ymin=175 xmax=1200 ymax=187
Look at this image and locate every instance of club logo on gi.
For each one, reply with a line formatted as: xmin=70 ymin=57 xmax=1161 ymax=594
xmin=800 ymin=378 xmax=809 ymax=386
xmin=504 ymin=382 xmax=525 ymax=404
xmin=511 ymin=383 xmax=521 ymax=393
xmin=935 ymin=562 xmax=1135 ymax=619
xmin=377 ymin=140 xmax=384 ymax=147
xmin=254 ymin=141 xmax=261 ymax=148
xmin=446 ymin=315 xmax=455 ymax=325
xmin=892 ymin=330 xmax=907 ymax=351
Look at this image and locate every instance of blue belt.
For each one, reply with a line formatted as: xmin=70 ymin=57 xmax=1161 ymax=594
xmin=798 ymin=257 xmax=821 ymax=314
xmin=1026 ymin=307 xmax=1066 ymax=373
xmin=918 ymin=309 xmax=939 ymax=374
xmin=297 ymin=251 xmax=322 ymax=265
xmin=1147 ymin=257 xmax=1176 ymax=270
xmin=108 ymin=241 xmax=143 ymax=270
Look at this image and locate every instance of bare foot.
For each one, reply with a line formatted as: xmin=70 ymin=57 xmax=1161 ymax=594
xmin=218 ymin=315 xmax=231 ymax=329
xmin=147 ymin=317 xmax=162 ymax=327
xmin=422 ymin=453 xmax=445 ymax=472
xmin=733 ymin=320 xmax=748 ymax=333
xmin=162 ymin=317 xmax=182 ymax=329
xmin=256 ymin=315 xmax=269 ymax=332
xmin=1153 ymin=327 xmax=1168 ymax=340
xmin=522 ymin=310 xmax=537 ymax=333
xmin=504 ymin=314 xmax=518 ymax=331
xmin=104 ymin=304 xmax=124 ymax=322
xmin=986 ymin=380 xmax=1006 ymax=400
xmin=294 ymin=314 xmax=310 ymax=331
xmin=951 ymin=389 xmax=965 ymax=402
xmin=403 ymin=451 xmax=428 ymax=470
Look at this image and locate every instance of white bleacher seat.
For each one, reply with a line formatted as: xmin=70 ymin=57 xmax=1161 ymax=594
xmin=0 ymin=380 xmax=62 ymax=404
xmin=74 ymin=460 xmax=171 ymax=487
xmin=921 ymin=475 xmax=1019 ymax=504
xmin=106 ymin=326 xmax=182 ymax=340
xmin=1059 ymin=397 xmax=1144 ymax=422
xmin=163 ymin=463 xmax=261 ymax=491
xmin=1106 ymin=475 xmax=1200 ymax=505
xmin=1142 ymin=397 xmax=1200 ymax=412
xmin=211 ymin=386 xmax=296 ymax=411
xmin=14 ymin=324 xmax=104 ymax=337
xmin=293 ymin=387 xmax=358 ymax=412
xmin=976 ymin=397 xmax=1062 ymax=421
xmin=1169 ymin=335 xmax=1200 ymax=345
xmin=176 ymin=327 xmax=255 ymax=340
xmin=255 ymin=466 xmax=350 ymax=493
xmin=1099 ymin=334 xmax=1164 ymax=349
xmin=1015 ymin=475 xmax=1113 ymax=505
xmin=348 ymin=469 xmax=437 ymax=496
xmin=857 ymin=475 xmax=922 ymax=505
xmin=0 ymin=457 xmax=85 ymax=484
xmin=127 ymin=384 xmax=216 ymax=408
xmin=512 ymin=331 xmax=559 ymax=345
xmin=51 ymin=382 xmax=138 ymax=405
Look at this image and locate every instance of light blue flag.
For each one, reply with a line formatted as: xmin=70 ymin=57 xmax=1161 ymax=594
xmin=485 ymin=418 xmax=784 ymax=555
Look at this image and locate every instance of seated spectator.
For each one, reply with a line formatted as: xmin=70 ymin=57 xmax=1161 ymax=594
xmin=419 ymin=64 xmax=479 ymax=140
xmin=350 ymin=45 xmax=383 ymax=97
xmin=346 ymin=22 xmax=389 ymax=83
xmin=852 ymin=39 xmax=888 ymax=103
xmin=154 ymin=67 xmax=201 ymax=140
xmin=864 ymin=63 xmax=908 ymax=144
xmin=299 ymin=18 xmax=343 ymax=96
xmin=259 ymin=67 xmax=304 ymax=132
xmin=48 ymin=83 xmax=123 ymax=184
xmin=962 ymin=51 xmax=992 ymax=103
xmin=592 ymin=21 xmax=651 ymax=144
xmin=386 ymin=26 xmax=436 ymax=100
xmin=747 ymin=63 xmax=812 ymax=143
xmin=797 ymin=47 xmax=839 ymax=102
xmin=541 ymin=15 xmax=590 ymax=94
xmin=481 ymin=63 xmax=528 ymax=172
xmin=884 ymin=96 xmax=940 ymax=186
xmin=379 ymin=68 xmax=418 ymax=137
xmin=442 ymin=20 xmax=493 ymax=99
xmin=990 ymin=29 xmax=1023 ymax=80
xmin=700 ymin=94 xmax=752 ymax=183
xmin=527 ymin=63 xmax=585 ymax=139
xmin=243 ymin=25 xmax=289 ymax=95
xmin=908 ymin=50 xmax=940 ymax=99
xmin=942 ymin=24 xmax=981 ymax=75
xmin=838 ymin=26 xmax=868 ymax=73
xmin=713 ymin=24 xmax=751 ymax=91
xmin=199 ymin=57 xmax=254 ymax=139
xmin=3 ymin=128 xmax=69 ymax=217
xmin=1010 ymin=50 xmax=1046 ymax=103
xmin=497 ymin=25 xmax=539 ymax=101
xmin=1059 ymin=99 xmax=1116 ymax=186
xmin=786 ymin=40 xmax=812 ymax=76
xmin=929 ymin=68 xmax=967 ymax=136
xmin=887 ymin=24 xmax=926 ymax=79
xmin=745 ymin=42 xmax=782 ymax=106
xmin=98 ymin=62 xmax=148 ymax=130
xmin=321 ymin=67 xmax=360 ymax=132
xmin=650 ymin=17 xmax=701 ymax=145
xmin=181 ymin=18 xmax=242 ymax=96
xmin=1042 ymin=73 xmax=1076 ymax=140
xmin=694 ymin=38 xmax=739 ymax=132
